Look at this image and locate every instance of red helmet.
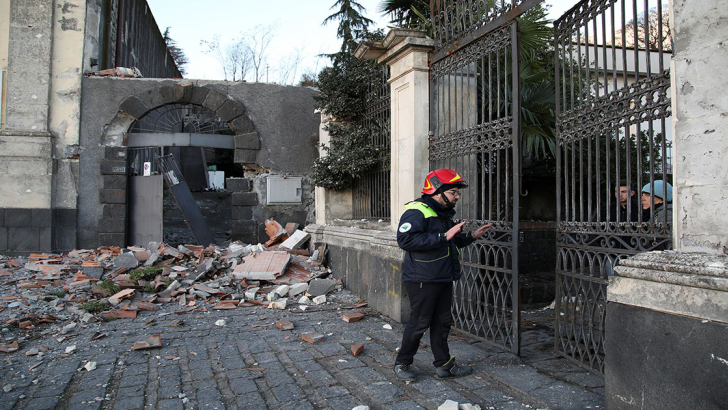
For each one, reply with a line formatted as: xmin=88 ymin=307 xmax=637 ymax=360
xmin=422 ymin=169 xmax=468 ymax=194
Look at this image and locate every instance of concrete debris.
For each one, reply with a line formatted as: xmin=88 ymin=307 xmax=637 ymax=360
xmin=87 ymin=66 xmax=143 ymax=78
xmin=83 ymin=361 xmax=97 ymax=372
xmin=268 ymin=299 xmax=288 ymax=310
xmin=0 ymin=220 xmax=364 ymax=355
xmin=306 ymin=278 xmax=337 ymax=297
xmin=438 ymin=400 xmax=459 ymax=410
xmin=279 ymin=230 xmax=311 ymax=251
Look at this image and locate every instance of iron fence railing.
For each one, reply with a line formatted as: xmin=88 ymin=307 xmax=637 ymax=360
xmin=352 ymin=64 xmax=391 ymax=220
xmin=554 ymin=0 xmax=673 ymax=374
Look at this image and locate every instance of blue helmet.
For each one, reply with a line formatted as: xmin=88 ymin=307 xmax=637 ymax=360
xmin=641 ymin=180 xmax=673 ymax=202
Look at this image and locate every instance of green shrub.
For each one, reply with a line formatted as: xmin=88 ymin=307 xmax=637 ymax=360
xmin=97 ymin=281 xmax=121 ymax=295
xmin=80 ymin=301 xmax=111 ymax=313
xmin=130 ymin=266 xmax=162 ymax=282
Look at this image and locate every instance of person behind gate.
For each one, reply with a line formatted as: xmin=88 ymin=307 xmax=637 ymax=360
xmin=393 ymin=168 xmax=493 ymax=381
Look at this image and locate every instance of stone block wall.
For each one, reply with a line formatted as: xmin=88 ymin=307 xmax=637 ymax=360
xmin=229 ymin=177 xmax=257 ymax=244
xmin=307 ymin=225 xmax=408 ymax=323
xmin=97 ymin=147 xmax=129 ymax=247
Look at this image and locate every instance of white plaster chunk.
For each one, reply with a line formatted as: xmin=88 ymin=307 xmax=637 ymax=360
xmin=268 ymin=299 xmax=288 ymax=309
xmin=312 ymin=295 xmax=326 ymax=305
xmin=244 ymin=287 xmax=259 ymax=300
xmin=438 ymin=400 xmax=459 ymax=410
xmin=288 ymin=283 xmax=308 ymax=296
xmin=273 ymin=285 xmax=290 ymax=298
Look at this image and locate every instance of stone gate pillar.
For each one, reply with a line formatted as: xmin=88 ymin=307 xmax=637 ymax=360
xmin=356 ymin=30 xmax=435 ymax=230
xmin=605 ymin=1 xmax=728 ymax=408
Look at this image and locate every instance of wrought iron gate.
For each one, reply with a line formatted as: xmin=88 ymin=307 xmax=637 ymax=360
xmin=554 ymin=0 xmax=673 ymax=372
xmin=429 ymin=0 xmax=542 ymax=353
xmin=353 ymin=64 xmax=391 ymax=220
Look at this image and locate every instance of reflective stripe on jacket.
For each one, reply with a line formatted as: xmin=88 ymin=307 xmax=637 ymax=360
xmin=397 ymin=196 xmax=475 ymax=283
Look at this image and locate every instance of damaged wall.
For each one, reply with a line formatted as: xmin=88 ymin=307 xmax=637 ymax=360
xmin=0 ymin=0 xmax=183 ymax=254
xmin=672 ymin=0 xmax=728 ymax=254
xmin=79 ymin=78 xmax=319 ymax=249
xmin=50 ymin=0 xmax=86 ymax=251
xmin=0 ymin=0 xmax=55 ymax=253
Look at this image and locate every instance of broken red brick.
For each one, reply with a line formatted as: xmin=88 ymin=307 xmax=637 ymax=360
xmin=351 ymin=344 xmax=364 ymax=356
xmin=264 ymin=219 xmax=289 ymax=247
xmin=284 ymin=222 xmax=299 ymax=236
xmin=0 ymin=341 xmax=19 ymax=353
xmin=135 ymin=302 xmax=159 ymax=311
xmin=132 ymin=334 xmax=161 ymax=350
xmin=275 ymin=320 xmax=294 ymax=330
xmin=108 ymin=288 xmax=135 ymax=305
xmin=301 ymin=332 xmax=325 ymax=344
xmin=90 ymin=332 xmax=107 ymax=341
xmin=342 ymin=312 xmax=365 ymax=323
xmin=212 ymin=302 xmax=238 ymax=310
xmin=101 ymin=310 xmax=137 ymax=319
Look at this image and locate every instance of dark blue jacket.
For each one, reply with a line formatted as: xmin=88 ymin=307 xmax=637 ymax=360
xmin=397 ymin=195 xmax=476 ymax=282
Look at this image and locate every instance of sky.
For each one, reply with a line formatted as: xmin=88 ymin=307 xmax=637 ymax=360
xmin=147 ymin=0 xmax=576 ymax=83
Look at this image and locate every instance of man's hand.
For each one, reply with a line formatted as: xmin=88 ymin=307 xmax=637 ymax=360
xmin=446 ymin=222 xmax=466 ymax=241
xmin=471 ymin=223 xmax=493 ymax=239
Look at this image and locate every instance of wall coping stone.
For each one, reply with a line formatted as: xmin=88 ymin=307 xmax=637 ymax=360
xmin=305 ymin=224 xmax=402 ymax=260
xmin=614 ymin=251 xmax=728 ymax=292
xmin=610 ymin=251 xmax=728 ymax=324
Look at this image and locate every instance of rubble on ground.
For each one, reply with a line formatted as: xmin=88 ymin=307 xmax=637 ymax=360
xmin=0 ymin=219 xmax=367 ymax=350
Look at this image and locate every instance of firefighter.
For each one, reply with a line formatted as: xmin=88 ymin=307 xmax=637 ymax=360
xmin=393 ymin=169 xmax=492 ymax=381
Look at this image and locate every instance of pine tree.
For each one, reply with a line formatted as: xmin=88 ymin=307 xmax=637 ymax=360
xmin=323 ymin=0 xmax=375 ymax=55
xmin=163 ymin=27 xmax=189 ymax=77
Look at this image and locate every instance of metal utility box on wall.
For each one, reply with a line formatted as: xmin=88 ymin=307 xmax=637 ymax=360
xmin=266 ymin=176 xmax=302 ymax=204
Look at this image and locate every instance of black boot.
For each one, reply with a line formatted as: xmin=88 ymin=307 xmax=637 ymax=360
xmin=394 ymin=363 xmax=416 ymax=381
xmin=434 ymin=356 xmax=473 ymax=379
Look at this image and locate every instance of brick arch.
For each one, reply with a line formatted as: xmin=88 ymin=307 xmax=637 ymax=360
xmin=96 ymin=82 xmax=260 ymax=247
xmin=117 ymin=83 xmax=255 ymax=136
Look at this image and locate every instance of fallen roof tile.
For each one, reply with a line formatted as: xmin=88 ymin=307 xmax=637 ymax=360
xmin=132 ymin=334 xmax=162 ymax=350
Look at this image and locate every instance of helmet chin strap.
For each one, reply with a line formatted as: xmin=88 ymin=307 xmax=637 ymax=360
xmin=440 ymin=192 xmax=456 ymax=209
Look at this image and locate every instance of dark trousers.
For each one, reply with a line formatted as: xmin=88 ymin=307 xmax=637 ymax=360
xmin=395 ymin=281 xmax=454 ymax=368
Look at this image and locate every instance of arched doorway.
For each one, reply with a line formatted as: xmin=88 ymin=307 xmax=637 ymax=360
xmin=126 ymin=103 xmax=242 ymax=247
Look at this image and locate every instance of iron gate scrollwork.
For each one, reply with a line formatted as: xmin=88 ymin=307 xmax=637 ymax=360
xmin=429 ymin=0 xmax=542 ymax=353
xmin=554 ymin=0 xmax=673 ymax=373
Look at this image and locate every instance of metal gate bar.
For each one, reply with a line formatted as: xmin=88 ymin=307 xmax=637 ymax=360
xmin=353 ymin=64 xmax=391 ymax=220
xmin=429 ymin=20 xmax=522 ymax=353
xmin=554 ymin=0 xmax=673 ymax=373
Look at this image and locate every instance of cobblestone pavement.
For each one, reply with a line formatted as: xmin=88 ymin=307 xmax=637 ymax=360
xmin=0 ymin=292 xmax=604 ymax=410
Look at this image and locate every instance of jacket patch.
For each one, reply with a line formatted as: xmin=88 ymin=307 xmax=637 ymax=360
xmin=399 ymin=222 xmax=412 ymax=233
